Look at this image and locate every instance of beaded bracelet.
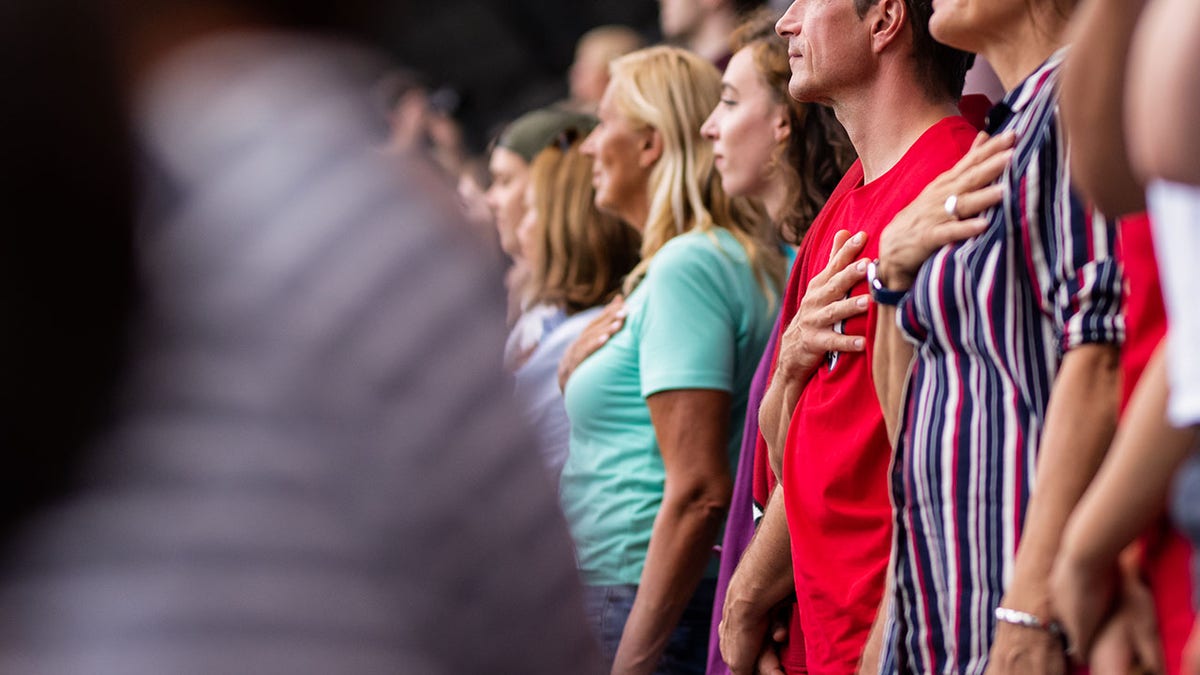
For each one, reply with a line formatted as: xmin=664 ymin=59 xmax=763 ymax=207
xmin=994 ymin=607 xmax=1067 ymax=642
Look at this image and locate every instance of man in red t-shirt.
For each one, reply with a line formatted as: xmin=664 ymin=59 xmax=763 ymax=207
xmin=717 ymin=1 xmax=978 ymax=673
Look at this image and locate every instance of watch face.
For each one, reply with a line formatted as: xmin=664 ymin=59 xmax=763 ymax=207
xmin=868 ymin=259 xmax=885 ymax=290
xmin=867 ymin=259 xmax=906 ymax=306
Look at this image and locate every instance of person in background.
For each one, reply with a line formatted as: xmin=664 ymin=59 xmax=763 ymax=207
xmin=512 ymin=135 xmax=641 ymax=484
xmin=455 ymin=156 xmax=496 ymax=238
xmin=561 ymin=45 xmax=785 ymax=674
xmin=869 ymin=0 xmax=1124 ymax=670
xmin=0 ymin=0 xmax=601 ymax=672
xmin=484 ymin=107 xmax=598 ymax=361
xmin=658 ymin=0 xmax=766 ymax=69
xmin=567 ymin=25 xmax=645 ymax=114
xmin=698 ymin=8 xmax=854 ymax=673
xmin=376 ymin=69 xmax=468 ymax=179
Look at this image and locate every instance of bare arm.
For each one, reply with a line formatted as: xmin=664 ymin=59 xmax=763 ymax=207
xmin=611 ymin=389 xmax=732 ymax=675
xmin=719 ymin=485 xmax=795 ymax=675
xmin=1060 ymin=0 xmax=1148 ymax=216
xmin=986 ymin=344 xmax=1121 ymax=673
xmin=872 ymin=132 xmax=1015 ymax=438
xmin=871 ymin=302 xmax=915 ymax=443
xmin=1127 ymin=0 xmax=1200 ymax=184
xmin=855 ymin=562 xmax=894 ymax=675
xmin=759 ymin=369 xmax=811 ymax=481
xmin=1051 ymin=342 xmax=1198 ymax=656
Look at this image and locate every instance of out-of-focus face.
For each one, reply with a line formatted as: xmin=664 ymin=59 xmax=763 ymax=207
xmin=580 ymin=85 xmax=653 ymax=227
xmin=569 ymin=43 xmax=611 ymax=106
xmin=484 ymin=146 xmax=530 ymax=259
xmin=516 ymin=183 xmax=540 ymax=265
xmin=929 ymin=0 xmax=1026 ymax=53
xmin=659 ymin=0 xmax=705 ymax=41
xmin=775 ymin=0 xmax=872 ymax=104
xmin=457 ymin=171 xmax=494 ymax=228
xmin=701 ymin=48 xmax=790 ymax=199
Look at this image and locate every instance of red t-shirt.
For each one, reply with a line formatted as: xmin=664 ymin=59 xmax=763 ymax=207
xmin=1117 ymin=212 xmax=1195 ymax=675
xmin=778 ymin=116 xmax=978 ymax=674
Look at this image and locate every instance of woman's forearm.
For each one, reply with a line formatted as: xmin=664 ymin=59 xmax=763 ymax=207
xmin=612 ymin=479 xmax=729 ymax=674
xmin=613 ymin=389 xmax=732 ymax=675
xmin=871 ymin=304 xmax=915 ymax=444
xmin=1004 ymin=343 xmax=1121 ymax=614
xmin=1061 ymin=343 xmax=1198 ymax=569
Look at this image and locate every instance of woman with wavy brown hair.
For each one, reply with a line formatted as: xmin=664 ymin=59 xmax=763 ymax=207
xmin=698 ymin=9 xmax=854 ymax=674
xmin=512 ymin=135 xmax=640 ymax=484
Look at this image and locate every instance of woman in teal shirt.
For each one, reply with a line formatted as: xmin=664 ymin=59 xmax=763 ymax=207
xmin=563 ymin=45 xmax=785 ymax=674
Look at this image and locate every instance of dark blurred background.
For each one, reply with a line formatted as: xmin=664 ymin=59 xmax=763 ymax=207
xmin=372 ymin=0 xmax=661 ymax=151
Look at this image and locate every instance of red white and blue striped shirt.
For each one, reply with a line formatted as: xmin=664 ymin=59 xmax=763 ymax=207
xmin=880 ymin=49 xmax=1124 ymax=674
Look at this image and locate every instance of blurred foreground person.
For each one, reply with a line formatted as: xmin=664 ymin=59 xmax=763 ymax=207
xmin=0 ymin=1 xmax=599 ymax=673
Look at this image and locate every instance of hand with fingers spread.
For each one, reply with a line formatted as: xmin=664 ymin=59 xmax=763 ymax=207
xmin=776 ymin=229 xmax=870 ymax=383
xmin=875 ymin=130 xmax=1017 ymax=292
xmin=557 ymin=295 xmax=626 ymax=390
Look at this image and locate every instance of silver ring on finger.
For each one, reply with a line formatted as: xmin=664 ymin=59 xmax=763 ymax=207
xmin=944 ymin=194 xmax=960 ymax=220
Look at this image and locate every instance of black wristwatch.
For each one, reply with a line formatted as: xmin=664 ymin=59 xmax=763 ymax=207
xmin=867 ymin=259 xmax=908 ymax=306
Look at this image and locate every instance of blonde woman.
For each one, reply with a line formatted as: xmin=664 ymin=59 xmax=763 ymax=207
xmin=561 ymin=46 xmax=785 ymax=674
xmin=512 ymin=136 xmax=640 ymax=485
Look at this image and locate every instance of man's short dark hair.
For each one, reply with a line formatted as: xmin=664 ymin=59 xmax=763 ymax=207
xmin=854 ymin=0 xmax=974 ymax=102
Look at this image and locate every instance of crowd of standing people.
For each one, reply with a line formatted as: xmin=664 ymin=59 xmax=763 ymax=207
xmin=1 ymin=0 xmax=1199 ymax=674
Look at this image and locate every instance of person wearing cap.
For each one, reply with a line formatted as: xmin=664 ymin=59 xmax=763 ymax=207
xmin=484 ymin=107 xmax=599 ymax=366
xmin=511 ymin=136 xmax=641 ymax=485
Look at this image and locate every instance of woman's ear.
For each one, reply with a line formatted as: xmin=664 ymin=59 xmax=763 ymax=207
xmin=868 ymin=0 xmax=907 ymax=55
xmin=638 ymin=128 xmax=664 ymax=168
xmin=772 ymin=105 xmax=792 ymax=144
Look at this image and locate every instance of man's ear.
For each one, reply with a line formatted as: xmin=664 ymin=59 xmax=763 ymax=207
xmin=868 ymin=0 xmax=908 ymax=54
xmin=638 ymin=128 xmax=664 ymax=168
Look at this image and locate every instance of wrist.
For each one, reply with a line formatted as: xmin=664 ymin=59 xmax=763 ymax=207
xmin=868 ymin=259 xmax=911 ymax=306
xmin=726 ymin=570 xmax=776 ymax=621
xmin=998 ymin=583 xmax=1053 ymax=621
xmin=874 ymin=259 xmax=914 ymax=292
xmin=993 ymin=606 xmax=1066 ymax=642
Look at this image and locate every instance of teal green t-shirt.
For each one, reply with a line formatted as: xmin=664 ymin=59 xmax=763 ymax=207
xmin=560 ymin=227 xmax=779 ymax=586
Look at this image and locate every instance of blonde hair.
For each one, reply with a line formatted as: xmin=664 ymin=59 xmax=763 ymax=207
xmin=525 ymin=138 xmax=641 ymax=313
xmin=606 ymin=45 xmax=785 ymax=297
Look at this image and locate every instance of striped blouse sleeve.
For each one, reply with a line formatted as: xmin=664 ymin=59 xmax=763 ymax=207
xmin=1040 ymin=111 xmax=1125 ymax=352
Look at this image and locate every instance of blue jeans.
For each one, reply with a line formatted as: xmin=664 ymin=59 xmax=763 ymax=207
xmin=583 ymin=580 xmax=715 ymax=674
